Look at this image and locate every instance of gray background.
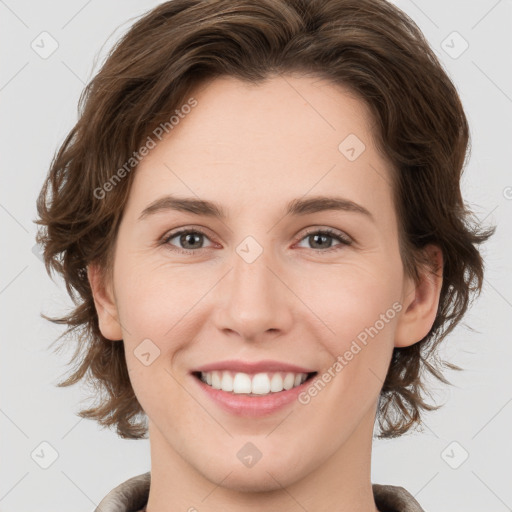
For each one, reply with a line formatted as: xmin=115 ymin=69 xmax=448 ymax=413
xmin=1 ymin=0 xmax=511 ymax=510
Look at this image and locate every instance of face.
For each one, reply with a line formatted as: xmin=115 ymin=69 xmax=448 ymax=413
xmin=91 ymin=74 xmax=441 ymax=492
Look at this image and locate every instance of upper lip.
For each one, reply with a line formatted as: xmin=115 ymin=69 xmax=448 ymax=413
xmin=192 ymin=359 xmax=317 ymax=374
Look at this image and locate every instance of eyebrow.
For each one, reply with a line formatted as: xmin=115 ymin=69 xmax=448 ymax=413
xmin=138 ymin=194 xmax=374 ymax=223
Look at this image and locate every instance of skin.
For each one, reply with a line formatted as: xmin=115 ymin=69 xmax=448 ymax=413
xmin=88 ymin=74 xmax=443 ymax=512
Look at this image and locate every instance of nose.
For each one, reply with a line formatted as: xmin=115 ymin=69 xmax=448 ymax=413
xmin=212 ymin=246 xmax=294 ymax=342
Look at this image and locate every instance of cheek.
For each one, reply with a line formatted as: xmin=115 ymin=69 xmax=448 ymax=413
xmin=113 ymin=263 xmax=218 ymax=409
xmin=300 ymin=262 xmax=401 ymax=391
xmin=114 ymin=259 xmax=210 ymax=340
xmin=303 ymin=262 xmax=401 ymax=337
xmin=115 ymin=266 xmax=196 ymax=420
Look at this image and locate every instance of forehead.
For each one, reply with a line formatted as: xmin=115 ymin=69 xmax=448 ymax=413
xmin=128 ymin=74 xmax=394 ymax=223
xmin=168 ymin=74 xmax=378 ymax=160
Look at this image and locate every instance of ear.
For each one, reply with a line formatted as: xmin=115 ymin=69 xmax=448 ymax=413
xmin=394 ymin=244 xmax=443 ymax=348
xmin=87 ymin=263 xmax=123 ymax=341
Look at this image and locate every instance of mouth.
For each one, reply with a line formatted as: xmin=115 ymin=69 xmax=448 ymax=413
xmin=191 ymin=370 xmax=318 ymax=396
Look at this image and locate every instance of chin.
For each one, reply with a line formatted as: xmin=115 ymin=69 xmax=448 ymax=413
xmin=213 ymin=467 xmax=301 ymax=493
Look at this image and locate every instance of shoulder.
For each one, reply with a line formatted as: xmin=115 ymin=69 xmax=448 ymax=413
xmin=94 ymin=472 xmax=150 ymax=512
xmin=372 ymin=483 xmax=425 ymax=512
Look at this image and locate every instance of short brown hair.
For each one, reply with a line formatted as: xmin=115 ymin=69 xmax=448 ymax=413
xmin=35 ymin=0 xmax=495 ymax=439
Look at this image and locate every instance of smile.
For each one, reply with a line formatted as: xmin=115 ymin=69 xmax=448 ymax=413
xmin=191 ymin=370 xmax=319 ymax=417
xmin=193 ymin=370 xmax=317 ymax=396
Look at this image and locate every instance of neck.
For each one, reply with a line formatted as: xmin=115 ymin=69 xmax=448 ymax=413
xmin=145 ymin=403 xmax=380 ymax=512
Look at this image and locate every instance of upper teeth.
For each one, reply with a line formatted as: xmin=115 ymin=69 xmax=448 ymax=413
xmin=200 ymin=371 xmax=309 ymax=395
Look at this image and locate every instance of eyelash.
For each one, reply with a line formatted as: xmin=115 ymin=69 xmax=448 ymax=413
xmin=161 ymin=227 xmax=352 ymax=255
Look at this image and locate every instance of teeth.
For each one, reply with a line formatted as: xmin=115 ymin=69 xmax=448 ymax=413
xmin=200 ymin=371 xmax=310 ymax=395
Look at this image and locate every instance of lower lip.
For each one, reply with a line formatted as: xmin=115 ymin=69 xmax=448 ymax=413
xmin=191 ymin=373 xmax=316 ymax=417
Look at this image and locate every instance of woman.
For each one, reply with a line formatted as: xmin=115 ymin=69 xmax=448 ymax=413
xmin=35 ymin=0 xmax=495 ymax=510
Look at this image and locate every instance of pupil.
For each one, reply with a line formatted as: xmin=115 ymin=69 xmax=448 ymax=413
xmin=183 ymin=233 xmax=201 ymax=249
xmin=312 ymin=234 xmax=329 ymax=248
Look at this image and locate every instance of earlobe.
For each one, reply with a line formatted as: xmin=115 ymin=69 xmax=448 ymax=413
xmin=87 ymin=263 xmax=123 ymax=341
xmin=394 ymin=244 xmax=443 ymax=348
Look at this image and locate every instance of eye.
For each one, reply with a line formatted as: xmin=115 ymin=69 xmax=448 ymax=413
xmin=295 ymin=228 xmax=352 ymax=252
xmin=161 ymin=227 xmax=352 ymax=255
xmin=162 ymin=228 xmax=214 ymax=254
